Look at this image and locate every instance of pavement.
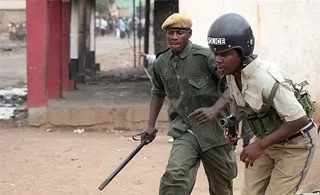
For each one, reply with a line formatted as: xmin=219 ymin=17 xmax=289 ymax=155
xmin=47 ymin=80 xmax=170 ymax=131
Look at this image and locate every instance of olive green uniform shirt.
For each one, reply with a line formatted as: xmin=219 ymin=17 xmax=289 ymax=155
xmin=152 ymin=42 xmax=228 ymax=151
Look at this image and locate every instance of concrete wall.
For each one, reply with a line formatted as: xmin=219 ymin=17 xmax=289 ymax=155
xmin=180 ymin=0 xmax=320 ymax=122
xmin=0 ymin=10 xmax=26 ymax=32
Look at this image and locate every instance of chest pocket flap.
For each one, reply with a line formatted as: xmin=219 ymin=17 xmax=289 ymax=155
xmin=189 ymin=77 xmax=208 ymax=89
xmin=244 ymin=92 xmax=263 ymax=111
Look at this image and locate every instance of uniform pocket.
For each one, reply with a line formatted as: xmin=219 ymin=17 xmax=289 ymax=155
xmin=188 ymin=76 xmax=211 ymax=96
xmin=246 ymin=109 xmax=283 ymax=138
xmin=227 ymin=149 xmax=238 ymax=179
xmin=188 ymin=77 xmax=208 ymax=89
xmin=244 ymin=93 xmax=263 ymax=111
xmin=161 ymin=76 xmax=179 ymax=98
xmin=204 ymin=145 xmax=238 ymax=182
xmin=301 ymin=127 xmax=317 ymax=150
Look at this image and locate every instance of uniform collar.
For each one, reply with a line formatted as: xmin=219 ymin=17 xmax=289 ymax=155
xmin=169 ymin=42 xmax=192 ymax=59
xmin=242 ymin=55 xmax=261 ymax=78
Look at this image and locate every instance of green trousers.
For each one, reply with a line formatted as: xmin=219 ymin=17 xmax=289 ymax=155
xmin=159 ymin=131 xmax=237 ymax=195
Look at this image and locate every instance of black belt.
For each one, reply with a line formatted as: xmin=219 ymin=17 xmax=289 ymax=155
xmin=287 ymin=122 xmax=314 ymax=141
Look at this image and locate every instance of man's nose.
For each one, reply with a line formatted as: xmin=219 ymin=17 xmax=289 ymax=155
xmin=171 ymin=32 xmax=178 ymax=39
xmin=214 ymin=55 xmax=223 ymax=63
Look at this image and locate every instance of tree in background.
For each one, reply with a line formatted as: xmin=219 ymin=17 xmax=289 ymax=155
xmin=96 ymin=0 xmax=109 ymax=13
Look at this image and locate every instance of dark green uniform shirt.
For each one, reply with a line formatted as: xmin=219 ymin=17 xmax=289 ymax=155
xmin=152 ymin=42 xmax=228 ymax=151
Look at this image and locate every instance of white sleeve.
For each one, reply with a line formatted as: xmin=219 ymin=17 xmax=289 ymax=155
xmin=269 ymin=83 xmax=306 ymax=122
xmin=146 ymin=54 xmax=156 ymax=64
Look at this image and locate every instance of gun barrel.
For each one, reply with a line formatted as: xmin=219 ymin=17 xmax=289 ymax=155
xmin=219 ymin=118 xmax=228 ymax=128
xmin=98 ymin=139 xmax=147 ymax=191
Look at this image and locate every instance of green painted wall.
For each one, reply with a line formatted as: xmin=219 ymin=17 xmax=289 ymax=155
xmin=116 ymin=0 xmax=146 ymax=16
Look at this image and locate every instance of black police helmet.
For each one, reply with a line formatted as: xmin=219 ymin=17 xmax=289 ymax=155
xmin=207 ymin=13 xmax=255 ymax=59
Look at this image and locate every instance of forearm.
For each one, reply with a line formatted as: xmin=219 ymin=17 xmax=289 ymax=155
xmin=230 ymin=102 xmax=238 ymax=117
xmin=212 ymin=88 xmax=232 ymax=112
xmin=258 ymin=115 xmax=309 ymax=149
xmin=148 ymin=95 xmax=165 ymax=128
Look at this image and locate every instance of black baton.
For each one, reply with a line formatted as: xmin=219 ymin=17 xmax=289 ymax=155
xmin=98 ymin=138 xmax=148 ymax=191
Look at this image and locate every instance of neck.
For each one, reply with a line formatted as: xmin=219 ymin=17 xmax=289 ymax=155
xmin=172 ymin=47 xmax=185 ymax=56
xmin=172 ymin=50 xmax=181 ymax=56
xmin=231 ymin=64 xmax=243 ymax=90
xmin=233 ymin=69 xmax=242 ymax=82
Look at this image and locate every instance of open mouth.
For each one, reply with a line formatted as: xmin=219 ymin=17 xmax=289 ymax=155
xmin=217 ymin=65 xmax=225 ymax=72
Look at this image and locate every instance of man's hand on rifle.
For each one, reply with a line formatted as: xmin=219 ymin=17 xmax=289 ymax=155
xmin=188 ymin=107 xmax=219 ymax=125
xmin=141 ymin=127 xmax=158 ymax=144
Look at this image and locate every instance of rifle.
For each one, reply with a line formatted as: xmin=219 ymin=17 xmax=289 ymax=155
xmin=218 ymin=115 xmax=238 ymax=146
xmin=98 ymin=129 xmax=157 ymax=191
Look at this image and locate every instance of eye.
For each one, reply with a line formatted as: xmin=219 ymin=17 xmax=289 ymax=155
xmin=220 ymin=52 xmax=227 ymax=57
xmin=214 ymin=52 xmax=227 ymax=58
xmin=177 ymin=31 xmax=184 ymax=35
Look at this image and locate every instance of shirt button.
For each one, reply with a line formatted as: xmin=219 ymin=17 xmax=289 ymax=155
xmin=185 ymin=106 xmax=188 ymax=110
xmin=177 ymin=75 xmax=180 ymax=79
xmin=181 ymin=91 xmax=184 ymax=95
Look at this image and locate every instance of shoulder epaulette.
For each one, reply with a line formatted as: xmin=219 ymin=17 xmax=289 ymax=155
xmin=156 ymin=48 xmax=170 ymax=58
xmin=191 ymin=44 xmax=212 ymax=57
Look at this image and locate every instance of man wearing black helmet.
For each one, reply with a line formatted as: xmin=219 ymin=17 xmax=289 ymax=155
xmin=206 ymin=13 xmax=317 ymax=195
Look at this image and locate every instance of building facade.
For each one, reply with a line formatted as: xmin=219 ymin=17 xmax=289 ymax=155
xmin=0 ymin=0 xmax=26 ymax=32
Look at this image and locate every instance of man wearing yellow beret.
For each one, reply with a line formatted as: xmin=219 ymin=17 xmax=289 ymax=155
xmin=140 ymin=13 xmax=237 ymax=195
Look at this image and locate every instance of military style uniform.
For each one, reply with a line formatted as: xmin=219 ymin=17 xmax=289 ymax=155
xmin=152 ymin=41 xmax=237 ymax=195
xmin=241 ymin=119 xmax=252 ymax=148
xmin=226 ymin=57 xmax=317 ymax=195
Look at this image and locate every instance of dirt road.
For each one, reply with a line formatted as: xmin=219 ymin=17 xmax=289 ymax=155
xmin=1 ymin=127 xmax=319 ymax=195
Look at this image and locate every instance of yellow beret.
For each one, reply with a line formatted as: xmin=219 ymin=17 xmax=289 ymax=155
xmin=161 ymin=13 xmax=192 ymax=30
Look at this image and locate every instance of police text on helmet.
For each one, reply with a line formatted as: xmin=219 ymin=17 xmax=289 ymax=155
xmin=207 ymin=37 xmax=226 ymax=45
